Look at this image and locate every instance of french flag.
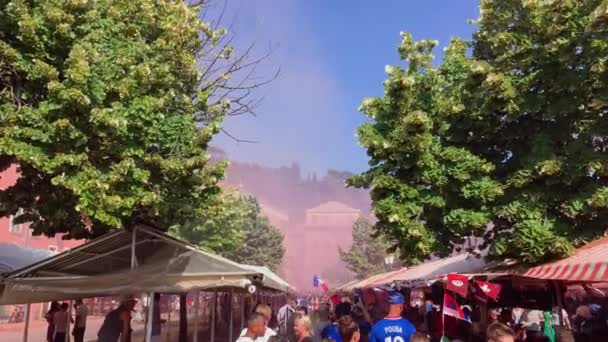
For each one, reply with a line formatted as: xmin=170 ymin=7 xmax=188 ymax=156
xmin=313 ymin=275 xmax=329 ymax=292
xmin=443 ymin=293 xmax=471 ymax=323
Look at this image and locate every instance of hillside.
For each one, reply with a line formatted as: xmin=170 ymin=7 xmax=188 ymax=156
xmin=212 ymin=147 xmax=370 ymax=222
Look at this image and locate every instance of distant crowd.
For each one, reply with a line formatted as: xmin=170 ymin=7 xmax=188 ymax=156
xmin=237 ymin=292 xmax=518 ymax=342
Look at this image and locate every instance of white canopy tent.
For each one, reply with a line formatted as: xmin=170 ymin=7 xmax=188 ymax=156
xmin=240 ymin=264 xmax=296 ymax=294
xmin=0 ymin=225 xmax=294 ymax=342
xmin=0 ymin=225 xmax=263 ymax=304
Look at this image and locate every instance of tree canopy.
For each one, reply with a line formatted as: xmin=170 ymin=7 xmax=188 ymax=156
xmin=339 ymin=217 xmax=390 ymax=279
xmin=225 ymin=195 xmax=285 ymax=272
xmin=350 ymin=0 xmax=608 ymax=264
xmin=0 ymin=0 xmax=265 ymax=240
xmin=172 ymin=191 xmax=285 ymax=272
xmin=170 ymin=191 xmax=247 ymax=255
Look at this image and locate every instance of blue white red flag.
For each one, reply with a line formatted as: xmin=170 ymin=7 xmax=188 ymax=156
xmin=443 ymin=293 xmax=471 ymax=323
xmin=313 ymin=274 xmax=329 ymax=292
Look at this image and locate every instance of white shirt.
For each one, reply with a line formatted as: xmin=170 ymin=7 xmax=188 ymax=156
xmin=523 ymin=310 xmax=544 ymax=329
xmin=236 ymin=337 xmax=256 ymax=342
xmin=239 ymin=327 xmax=276 ymax=342
xmin=75 ymin=304 xmax=88 ymax=328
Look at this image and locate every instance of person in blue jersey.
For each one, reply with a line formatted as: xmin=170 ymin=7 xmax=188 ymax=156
xmin=368 ymin=292 xmax=415 ymax=342
xmin=321 ymin=319 xmax=342 ymax=342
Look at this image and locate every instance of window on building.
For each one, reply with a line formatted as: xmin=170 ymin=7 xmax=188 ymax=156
xmin=9 ymin=209 xmax=24 ymax=234
xmin=48 ymin=246 xmax=58 ymax=254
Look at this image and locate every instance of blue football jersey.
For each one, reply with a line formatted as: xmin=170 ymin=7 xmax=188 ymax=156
xmin=369 ymin=317 xmax=416 ymax=342
xmin=321 ymin=323 xmax=342 ymax=342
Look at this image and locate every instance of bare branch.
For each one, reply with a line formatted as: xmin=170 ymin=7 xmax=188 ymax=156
xmin=221 ymin=128 xmax=258 ymax=144
xmin=192 ymin=0 xmax=280 ymax=141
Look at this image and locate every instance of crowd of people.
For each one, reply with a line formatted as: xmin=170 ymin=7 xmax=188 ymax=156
xmin=236 ymin=287 xmax=608 ymax=342
xmin=237 ymin=292 xmax=524 ymax=342
xmin=44 ymin=295 xmax=137 ymax=342
xmin=44 ymin=299 xmax=88 ymax=342
xmin=38 ymin=290 xmax=608 ymax=342
xmin=482 ymin=303 xmax=608 ymax=342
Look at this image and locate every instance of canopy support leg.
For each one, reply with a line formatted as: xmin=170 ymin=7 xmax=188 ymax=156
xmin=241 ymin=293 xmax=245 ymax=329
xmin=22 ymin=303 xmax=31 ymax=342
xmin=131 ymin=227 xmax=137 ymax=269
xmin=229 ymin=289 xmax=234 ymax=342
xmin=179 ymin=294 xmax=187 ymax=342
xmin=193 ymin=290 xmax=200 ymax=342
xmin=211 ymin=290 xmax=217 ymax=342
xmin=552 ymin=280 xmax=565 ymax=326
xmin=66 ymin=301 xmax=72 ymax=342
xmin=167 ymin=297 xmax=171 ymax=342
xmin=145 ymin=292 xmax=155 ymax=342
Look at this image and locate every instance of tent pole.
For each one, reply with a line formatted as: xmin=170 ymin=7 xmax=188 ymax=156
xmin=193 ymin=290 xmax=200 ymax=342
xmin=211 ymin=290 xmax=217 ymax=342
xmin=241 ymin=293 xmax=245 ymax=329
xmin=145 ymin=292 xmax=155 ymax=342
xmin=552 ymin=281 xmax=565 ymax=326
xmin=22 ymin=303 xmax=31 ymax=342
xmin=131 ymin=227 xmax=137 ymax=269
xmin=178 ymin=294 xmax=187 ymax=342
xmin=66 ymin=300 xmax=73 ymax=342
xmin=167 ymin=297 xmax=171 ymax=342
xmin=229 ymin=289 xmax=234 ymax=342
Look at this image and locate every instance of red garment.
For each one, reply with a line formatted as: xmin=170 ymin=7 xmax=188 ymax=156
xmin=432 ymin=313 xmax=463 ymax=340
xmin=361 ymin=288 xmax=376 ymax=304
xmin=330 ymin=294 xmax=340 ymax=306
xmin=375 ymin=291 xmax=390 ymax=314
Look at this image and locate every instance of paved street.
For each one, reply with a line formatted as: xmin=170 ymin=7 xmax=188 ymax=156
xmin=0 ymin=316 xmax=230 ymax=342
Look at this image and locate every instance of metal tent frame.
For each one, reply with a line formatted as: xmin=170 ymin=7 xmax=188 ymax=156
xmin=1 ymin=224 xmax=269 ymax=342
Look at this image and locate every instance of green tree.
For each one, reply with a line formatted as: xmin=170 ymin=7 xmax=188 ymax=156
xmin=225 ymin=195 xmax=285 ymax=272
xmin=0 ymin=0 xmax=269 ymax=241
xmin=339 ymin=217 xmax=390 ymax=279
xmin=173 ymin=192 xmax=285 ymax=271
xmin=170 ymin=191 xmax=248 ymax=255
xmin=351 ymin=0 xmax=608 ymax=265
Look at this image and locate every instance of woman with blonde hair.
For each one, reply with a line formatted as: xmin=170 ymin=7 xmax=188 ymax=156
xmin=295 ymin=315 xmax=314 ymax=342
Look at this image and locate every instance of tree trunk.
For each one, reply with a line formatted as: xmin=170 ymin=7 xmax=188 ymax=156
xmin=179 ymin=293 xmax=188 ymax=342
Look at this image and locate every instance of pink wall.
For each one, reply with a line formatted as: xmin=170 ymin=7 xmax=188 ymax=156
xmin=0 ymin=165 xmax=84 ymax=253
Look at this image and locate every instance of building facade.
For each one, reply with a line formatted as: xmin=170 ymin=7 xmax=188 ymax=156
xmin=0 ymin=165 xmax=83 ymax=254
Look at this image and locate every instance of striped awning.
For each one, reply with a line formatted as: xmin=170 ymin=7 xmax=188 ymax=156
xmin=524 ymin=237 xmax=608 ymax=282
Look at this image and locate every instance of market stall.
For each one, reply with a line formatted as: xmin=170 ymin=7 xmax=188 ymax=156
xmin=0 ymin=225 xmax=294 ymax=342
xmin=524 ymin=237 xmax=608 ymax=283
xmin=368 ymin=253 xmax=489 ymax=288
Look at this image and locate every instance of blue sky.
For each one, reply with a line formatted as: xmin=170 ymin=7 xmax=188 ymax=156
xmin=213 ymin=0 xmax=480 ymax=174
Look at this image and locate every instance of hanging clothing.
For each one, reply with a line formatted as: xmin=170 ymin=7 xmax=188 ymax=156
xmin=543 ymin=311 xmax=555 ymax=342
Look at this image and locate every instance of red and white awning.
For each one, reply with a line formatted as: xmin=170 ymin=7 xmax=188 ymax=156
xmin=524 ymin=237 xmax=608 ymax=283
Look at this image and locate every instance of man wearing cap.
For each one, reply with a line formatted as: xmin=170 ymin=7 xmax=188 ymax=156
xmin=368 ymin=292 xmax=415 ymax=342
xmin=97 ymin=295 xmax=137 ymax=342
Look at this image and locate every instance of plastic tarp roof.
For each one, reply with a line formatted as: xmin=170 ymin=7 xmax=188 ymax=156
xmin=338 ymin=268 xmax=406 ymax=292
xmin=339 ymin=253 xmax=489 ymax=291
xmin=369 ymin=253 xmax=488 ymax=287
xmin=0 ymin=226 xmax=268 ymax=304
xmin=0 ymin=243 xmax=52 ymax=274
xmin=240 ymin=264 xmax=295 ymax=293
